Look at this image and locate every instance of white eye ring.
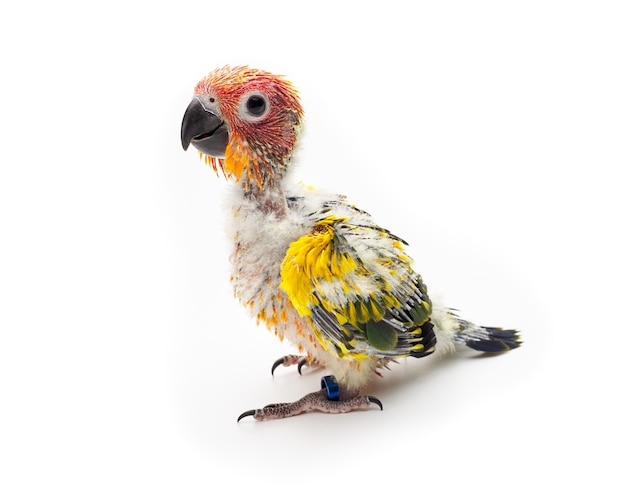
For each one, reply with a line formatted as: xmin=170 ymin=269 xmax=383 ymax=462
xmin=239 ymin=91 xmax=270 ymax=121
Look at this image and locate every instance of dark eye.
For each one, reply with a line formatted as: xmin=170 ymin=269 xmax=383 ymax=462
xmin=240 ymin=92 xmax=270 ymax=121
xmin=246 ymin=95 xmax=267 ymax=116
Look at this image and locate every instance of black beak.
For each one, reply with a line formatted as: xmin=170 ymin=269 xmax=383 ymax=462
xmin=181 ymin=98 xmax=229 ymax=157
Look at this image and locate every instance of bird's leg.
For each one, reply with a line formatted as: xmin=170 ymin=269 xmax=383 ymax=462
xmin=271 ymin=354 xmax=321 ymax=375
xmin=237 ymin=376 xmax=382 ymax=422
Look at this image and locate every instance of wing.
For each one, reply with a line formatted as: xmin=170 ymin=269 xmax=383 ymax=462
xmin=280 ymin=214 xmax=436 ymax=360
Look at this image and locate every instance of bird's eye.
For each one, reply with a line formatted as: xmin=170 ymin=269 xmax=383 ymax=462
xmin=240 ymin=92 xmax=270 ymax=121
xmin=246 ymin=95 xmax=266 ymax=115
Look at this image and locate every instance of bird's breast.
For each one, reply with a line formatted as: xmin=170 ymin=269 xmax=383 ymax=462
xmin=226 ymin=200 xmax=308 ymax=340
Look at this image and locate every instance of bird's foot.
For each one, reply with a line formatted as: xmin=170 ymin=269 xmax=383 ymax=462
xmin=271 ymin=354 xmax=321 ymax=375
xmin=237 ymin=375 xmax=382 ymax=422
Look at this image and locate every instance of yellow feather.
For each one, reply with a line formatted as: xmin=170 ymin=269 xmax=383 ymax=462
xmin=357 ymin=301 xmax=369 ymax=323
xmin=347 ymin=301 xmax=357 ymax=325
xmin=369 ymin=299 xmax=384 ymax=320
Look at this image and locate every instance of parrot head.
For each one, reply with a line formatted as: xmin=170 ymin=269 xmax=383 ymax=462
xmin=181 ymin=65 xmax=304 ymax=189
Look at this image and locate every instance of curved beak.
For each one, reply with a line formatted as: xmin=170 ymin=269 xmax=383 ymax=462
xmin=181 ymin=98 xmax=229 ymax=157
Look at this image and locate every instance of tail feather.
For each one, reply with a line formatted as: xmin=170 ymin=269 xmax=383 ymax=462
xmin=430 ymin=303 xmax=522 ymax=355
xmin=456 ymin=320 xmax=522 ymax=353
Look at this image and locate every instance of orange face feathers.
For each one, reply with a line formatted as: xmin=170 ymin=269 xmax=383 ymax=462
xmin=189 ymin=65 xmax=304 ymax=189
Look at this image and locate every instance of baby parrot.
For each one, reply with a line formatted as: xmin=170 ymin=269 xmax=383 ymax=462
xmin=180 ymin=66 xmax=521 ymax=421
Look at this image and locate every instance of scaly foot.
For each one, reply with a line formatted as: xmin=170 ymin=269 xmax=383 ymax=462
xmin=237 ymin=375 xmax=383 ymax=421
xmin=271 ymin=354 xmax=321 ymax=376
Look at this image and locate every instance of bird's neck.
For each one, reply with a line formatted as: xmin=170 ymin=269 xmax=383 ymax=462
xmin=243 ymin=180 xmax=288 ymax=217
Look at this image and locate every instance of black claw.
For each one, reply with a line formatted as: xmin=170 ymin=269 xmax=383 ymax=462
xmin=297 ymin=357 xmax=308 ymax=375
xmin=271 ymin=358 xmax=285 ymax=376
xmin=237 ymin=409 xmax=257 ymax=422
xmin=367 ymin=396 xmax=383 ymax=411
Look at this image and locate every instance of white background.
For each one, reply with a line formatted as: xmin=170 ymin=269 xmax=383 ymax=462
xmin=1 ymin=1 xmax=624 ymax=487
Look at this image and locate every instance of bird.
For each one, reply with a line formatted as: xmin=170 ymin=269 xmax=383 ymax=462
xmin=180 ymin=65 xmax=521 ymax=421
